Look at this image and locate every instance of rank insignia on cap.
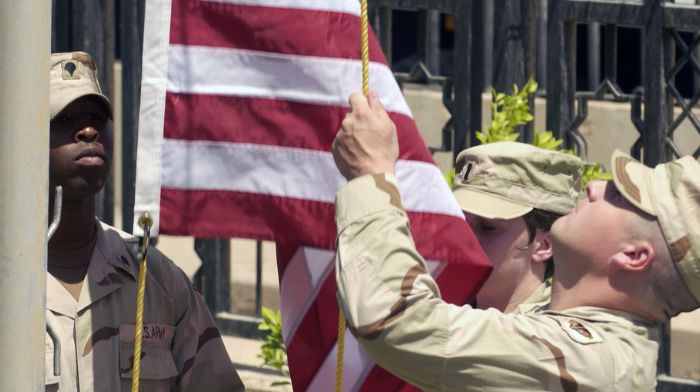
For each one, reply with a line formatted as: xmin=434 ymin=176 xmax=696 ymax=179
xmin=560 ymin=318 xmax=603 ymax=344
xmin=460 ymin=161 xmax=476 ymax=182
xmin=62 ymin=60 xmax=81 ymax=80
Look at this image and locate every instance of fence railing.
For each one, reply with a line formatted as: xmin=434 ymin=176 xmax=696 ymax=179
xmin=53 ymin=0 xmax=700 ymax=388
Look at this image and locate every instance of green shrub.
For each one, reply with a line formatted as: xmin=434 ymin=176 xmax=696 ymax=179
xmin=257 ymin=306 xmax=290 ymax=387
xmin=476 ymin=79 xmax=538 ymax=145
xmin=445 ymin=78 xmax=610 ymax=191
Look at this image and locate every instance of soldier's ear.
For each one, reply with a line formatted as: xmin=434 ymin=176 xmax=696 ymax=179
xmin=610 ymin=241 xmax=655 ymax=272
xmin=530 ymin=231 xmax=553 ymax=264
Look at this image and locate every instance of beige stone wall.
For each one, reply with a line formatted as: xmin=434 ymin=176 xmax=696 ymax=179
xmin=404 ymin=83 xmax=700 ymax=172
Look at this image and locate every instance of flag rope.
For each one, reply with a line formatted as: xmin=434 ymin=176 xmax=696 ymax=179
xmin=360 ymin=0 xmax=369 ymax=97
xmin=132 ymin=213 xmax=153 ymax=392
xmin=336 ymin=1 xmax=370 ymax=391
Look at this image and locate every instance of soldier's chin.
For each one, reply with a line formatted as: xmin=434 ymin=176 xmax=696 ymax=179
xmin=61 ymin=179 xmax=108 ymax=200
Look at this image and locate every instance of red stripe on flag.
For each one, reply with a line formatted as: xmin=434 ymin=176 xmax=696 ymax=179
xmin=170 ymin=0 xmax=387 ymax=63
xmin=160 ymin=188 xmax=488 ymax=268
xmin=283 ymin=269 xmax=340 ymax=391
xmin=163 ymin=93 xmax=434 ymax=162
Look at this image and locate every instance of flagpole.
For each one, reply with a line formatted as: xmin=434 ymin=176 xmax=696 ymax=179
xmin=0 ymin=1 xmax=51 ymax=390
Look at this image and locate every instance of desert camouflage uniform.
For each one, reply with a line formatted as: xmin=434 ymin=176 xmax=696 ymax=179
xmin=335 ymin=173 xmax=659 ymax=391
xmin=511 ymin=283 xmax=551 ymax=315
xmin=45 ymin=221 xmax=244 ymax=391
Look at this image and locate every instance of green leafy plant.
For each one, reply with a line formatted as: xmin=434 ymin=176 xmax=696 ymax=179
xmin=257 ymin=306 xmax=290 ymax=386
xmin=445 ymin=78 xmax=611 ymax=190
xmin=444 ymin=167 xmax=456 ymax=190
xmin=476 ymin=79 xmax=538 ymax=144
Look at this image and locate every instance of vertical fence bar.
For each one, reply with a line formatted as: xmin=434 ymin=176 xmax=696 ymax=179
xmin=194 ymin=239 xmax=231 ymax=315
xmin=0 ymin=1 xmax=51 ymax=389
xmin=453 ymin=0 xmax=475 ymax=162
xmin=52 ymin=0 xmax=72 ymax=51
xmin=604 ymin=24 xmax=618 ymax=82
xmin=416 ymin=8 xmax=440 ymax=74
xmin=470 ymin=1 xmax=484 ymax=149
xmin=546 ymin=0 xmax=576 ymax=145
xmin=642 ymin=0 xmax=669 ymax=166
xmin=379 ymin=7 xmax=393 ymax=66
xmin=255 ymin=241 xmax=263 ymax=317
xmin=588 ymin=22 xmax=601 ymax=90
xmin=537 ymin=0 xmax=548 ymax=89
xmin=493 ymin=0 xmax=537 ymax=142
xmin=483 ymin=0 xmax=495 ymax=90
xmin=472 ymin=0 xmax=487 ymax=94
xmin=120 ymin=0 xmax=145 ymax=233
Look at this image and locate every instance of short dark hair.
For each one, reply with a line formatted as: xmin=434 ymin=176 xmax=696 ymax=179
xmin=521 ymin=208 xmax=562 ymax=281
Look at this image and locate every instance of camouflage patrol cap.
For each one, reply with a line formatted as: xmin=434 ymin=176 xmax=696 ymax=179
xmin=612 ymin=150 xmax=700 ymax=301
xmin=50 ymin=51 xmax=112 ymax=120
xmin=453 ymin=142 xmax=582 ymax=219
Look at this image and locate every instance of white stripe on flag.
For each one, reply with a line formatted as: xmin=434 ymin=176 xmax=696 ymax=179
xmin=197 ymin=0 xmax=361 ymax=15
xmin=167 ymin=45 xmax=412 ymax=117
xmin=133 ymin=0 xmax=173 ymax=236
xmin=308 ymin=332 xmax=374 ymax=392
xmin=302 ymin=259 xmax=445 ymax=392
xmin=160 ymin=139 xmax=463 ymax=218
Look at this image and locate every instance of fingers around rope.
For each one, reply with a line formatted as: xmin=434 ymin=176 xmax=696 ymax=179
xmin=367 ymin=90 xmax=391 ymax=122
xmin=348 ymin=92 xmax=369 ymax=114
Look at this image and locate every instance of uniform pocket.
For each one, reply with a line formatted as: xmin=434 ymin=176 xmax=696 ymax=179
xmin=118 ymin=324 xmax=177 ymax=390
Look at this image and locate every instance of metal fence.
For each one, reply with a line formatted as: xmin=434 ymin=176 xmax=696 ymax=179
xmin=52 ymin=0 xmax=700 ymax=388
xmin=544 ymin=1 xmax=700 ymax=387
xmin=371 ymin=0 xmax=700 ymax=389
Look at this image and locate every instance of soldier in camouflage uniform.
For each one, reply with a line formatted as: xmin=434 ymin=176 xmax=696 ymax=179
xmin=331 ymin=91 xmax=700 ymax=391
xmin=46 ymin=51 xmax=244 ymax=391
xmin=452 ymin=142 xmax=581 ymax=313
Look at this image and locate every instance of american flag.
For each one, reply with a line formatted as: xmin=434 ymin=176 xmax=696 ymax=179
xmin=134 ymin=0 xmax=491 ymax=390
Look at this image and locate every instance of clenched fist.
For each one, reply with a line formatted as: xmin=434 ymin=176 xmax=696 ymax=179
xmin=332 ymin=91 xmax=399 ymax=181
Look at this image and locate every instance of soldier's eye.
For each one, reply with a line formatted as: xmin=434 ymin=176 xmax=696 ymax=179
xmin=51 ymin=114 xmax=69 ymax=124
xmin=480 ymin=223 xmax=496 ymax=232
xmin=86 ymin=112 xmax=107 ymax=123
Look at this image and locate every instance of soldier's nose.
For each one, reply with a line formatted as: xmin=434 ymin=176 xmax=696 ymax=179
xmin=75 ymin=126 xmax=99 ymax=143
xmin=586 ymin=180 xmax=606 ymax=202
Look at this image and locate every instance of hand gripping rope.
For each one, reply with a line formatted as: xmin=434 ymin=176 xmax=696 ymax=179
xmin=132 ymin=213 xmax=153 ymax=392
xmin=336 ymin=1 xmax=370 ymax=391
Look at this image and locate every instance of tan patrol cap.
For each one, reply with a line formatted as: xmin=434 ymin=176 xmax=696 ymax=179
xmin=453 ymin=142 xmax=582 ymax=219
xmin=612 ymin=150 xmax=700 ymax=302
xmin=50 ymin=51 xmax=112 ymax=120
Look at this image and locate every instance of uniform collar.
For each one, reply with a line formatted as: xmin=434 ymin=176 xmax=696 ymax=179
xmin=47 ymin=221 xmax=140 ymax=316
xmin=513 ymin=282 xmax=551 ymax=315
xmin=544 ymin=306 xmax=659 ymax=328
xmin=46 ymin=273 xmax=79 ymax=318
xmin=76 ymin=221 xmax=138 ymax=313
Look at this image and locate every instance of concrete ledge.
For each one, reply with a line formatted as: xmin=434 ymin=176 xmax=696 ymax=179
xmin=657 ymin=375 xmax=700 ymax=391
xmin=222 ymin=335 xmax=292 ymax=392
xmin=215 ymin=311 xmax=266 ymax=340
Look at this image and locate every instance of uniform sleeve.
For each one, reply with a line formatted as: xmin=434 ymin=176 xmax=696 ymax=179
xmin=335 ymin=174 xmax=600 ymax=391
xmin=335 ymin=173 xmax=454 ymax=389
xmin=167 ymin=264 xmax=245 ymax=391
